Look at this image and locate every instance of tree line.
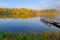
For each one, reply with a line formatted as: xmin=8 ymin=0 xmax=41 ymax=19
xmin=0 ymin=8 xmax=58 ymax=18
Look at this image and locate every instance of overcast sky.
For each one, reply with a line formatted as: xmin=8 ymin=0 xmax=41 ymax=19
xmin=0 ymin=0 xmax=60 ymax=10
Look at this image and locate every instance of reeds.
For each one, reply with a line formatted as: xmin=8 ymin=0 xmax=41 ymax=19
xmin=0 ymin=31 xmax=60 ymax=40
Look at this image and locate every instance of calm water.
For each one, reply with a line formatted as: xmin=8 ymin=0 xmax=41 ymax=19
xmin=0 ymin=17 xmax=60 ymax=33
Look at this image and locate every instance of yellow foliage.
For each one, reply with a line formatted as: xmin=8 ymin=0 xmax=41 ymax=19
xmin=0 ymin=8 xmax=59 ymax=19
xmin=40 ymin=9 xmax=58 ymax=18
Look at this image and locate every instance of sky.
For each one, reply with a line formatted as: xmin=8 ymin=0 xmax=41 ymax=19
xmin=0 ymin=0 xmax=60 ymax=10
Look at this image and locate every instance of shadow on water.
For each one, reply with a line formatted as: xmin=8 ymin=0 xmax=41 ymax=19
xmin=0 ymin=17 xmax=60 ymax=33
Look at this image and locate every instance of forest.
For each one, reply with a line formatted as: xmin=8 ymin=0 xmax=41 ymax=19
xmin=0 ymin=8 xmax=58 ymax=19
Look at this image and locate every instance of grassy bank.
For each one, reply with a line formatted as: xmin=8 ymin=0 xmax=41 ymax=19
xmin=0 ymin=31 xmax=60 ymax=40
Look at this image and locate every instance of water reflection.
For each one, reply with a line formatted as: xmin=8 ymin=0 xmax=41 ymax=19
xmin=0 ymin=17 xmax=60 ymax=33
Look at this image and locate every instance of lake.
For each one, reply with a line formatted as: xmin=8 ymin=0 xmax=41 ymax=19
xmin=0 ymin=17 xmax=60 ymax=33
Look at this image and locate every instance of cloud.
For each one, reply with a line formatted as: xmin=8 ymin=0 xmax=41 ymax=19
xmin=0 ymin=3 xmax=10 ymax=8
xmin=37 ymin=1 xmax=48 ymax=10
xmin=0 ymin=0 xmax=60 ymax=10
xmin=36 ymin=0 xmax=60 ymax=10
